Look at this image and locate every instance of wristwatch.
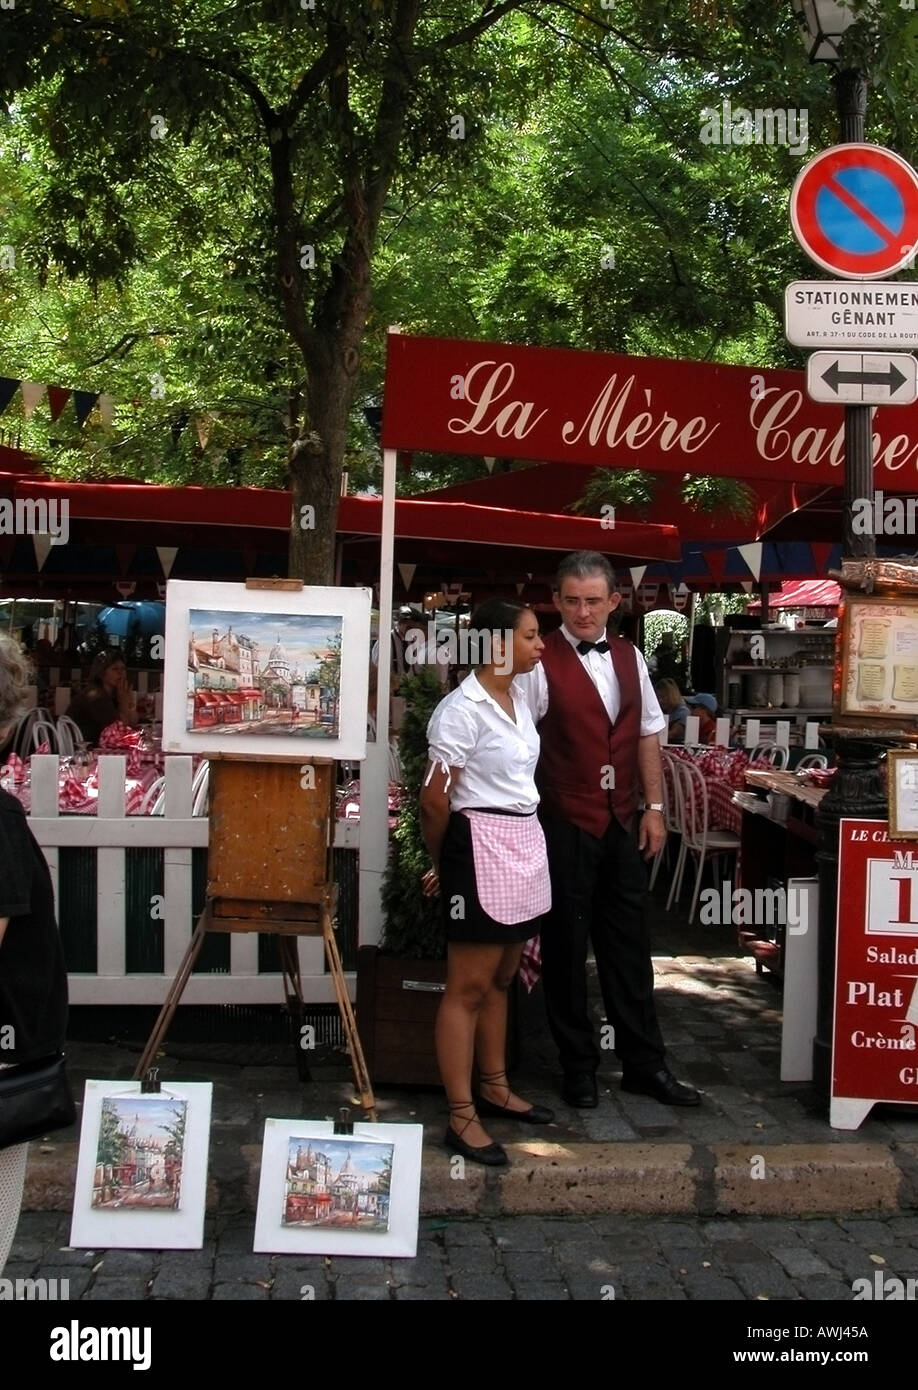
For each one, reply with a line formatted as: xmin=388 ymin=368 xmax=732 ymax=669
xmin=644 ymin=802 xmax=665 ymax=813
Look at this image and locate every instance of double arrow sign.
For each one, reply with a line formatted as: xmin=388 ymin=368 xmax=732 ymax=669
xmin=806 ymin=351 xmax=918 ymax=406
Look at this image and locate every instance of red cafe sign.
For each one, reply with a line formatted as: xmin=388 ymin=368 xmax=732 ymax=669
xmin=382 ymin=332 xmax=918 ymax=489
xmin=831 ymin=819 xmax=918 ymax=1129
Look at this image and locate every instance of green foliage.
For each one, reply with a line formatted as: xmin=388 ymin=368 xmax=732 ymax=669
xmin=644 ymin=610 xmax=688 ymax=661
xmin=695 ymin=591 xmax=751 ymax=624
xmin=380 ymin=667 xmax=449 ymax=961
xmin=95 ymin=1099 xmax=125 ymax=1167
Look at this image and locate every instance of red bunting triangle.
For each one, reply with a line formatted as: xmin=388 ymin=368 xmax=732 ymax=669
xmin=47 ymin=386 xmax=72 ymax=422
xmin=703 ymin=548 xmax=727 ymax=586
xmin=810 ymin=542 xmax=834 ymax=577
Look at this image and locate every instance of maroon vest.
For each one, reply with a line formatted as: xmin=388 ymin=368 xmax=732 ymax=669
xmin=536 ymin=629 xmax=642 ymax=838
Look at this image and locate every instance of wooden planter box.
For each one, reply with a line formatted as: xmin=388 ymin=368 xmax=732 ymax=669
xmin=356 ymin=945 xmax=519 ymax=1088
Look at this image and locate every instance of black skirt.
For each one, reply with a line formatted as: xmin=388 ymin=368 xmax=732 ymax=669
xmin=439 ymin=811 xmax=544 ymax=945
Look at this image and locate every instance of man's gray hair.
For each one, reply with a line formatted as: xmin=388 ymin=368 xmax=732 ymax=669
xmin=554 ymin=550 xmax=616 ymax=595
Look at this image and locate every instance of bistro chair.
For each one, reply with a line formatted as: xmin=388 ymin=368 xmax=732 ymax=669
xmin=796 ymin=752 xmax=829 ymax=770
xmin=139 ymin=775 xmax=167 ymax=816
xmin=191 ymin=759 xmax=210 ymax=816
xmin=29 ymin=718 xmax=59 ymax=754
xmin=12 ymin=707 xmax=51 ymax=759
xmin=668 ymin=757 xmax=741 ymax=924
xmin=649 ymin=750 xmax=680 ymax=892
xmin=747 ymin=742 xmax=789 ymax=770
xmin=54 ymin=714 xmax=84 ymax=757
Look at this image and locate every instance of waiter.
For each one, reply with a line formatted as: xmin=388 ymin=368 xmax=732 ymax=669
xmin=516 ymin=551 xmax=699 ymax=1109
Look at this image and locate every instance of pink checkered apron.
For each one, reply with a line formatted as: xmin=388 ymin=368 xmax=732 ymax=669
xmin=460 ymin=809 xmax=551 ymax=924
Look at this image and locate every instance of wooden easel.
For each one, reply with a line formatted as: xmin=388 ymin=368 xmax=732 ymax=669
xmin=134 ymin=584 xmax=376 ymax=1119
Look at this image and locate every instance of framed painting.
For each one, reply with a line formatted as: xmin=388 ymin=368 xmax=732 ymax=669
xmin=835 ymin=591 xmax=918 ymax=732
xmin=253 ymin=1120 xmax=423 ymax=1257
xmin=887 ymin=749 xmax=918 ymax=839
xmin=69 ymin=1080 xmax=212 ymax=1250
xmin=162 ymin=580 xmax=372 ymax=760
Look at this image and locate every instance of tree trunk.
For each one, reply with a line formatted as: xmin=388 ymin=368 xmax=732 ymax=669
xmin=287 ymin=348 xmax=359 ymax=585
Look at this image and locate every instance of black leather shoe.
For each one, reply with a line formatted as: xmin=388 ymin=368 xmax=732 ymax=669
xmin=621 ymin=1067 xmax=700 ymax=1107
xmin=561 ymin=1072 xmax=599 ymax=1108
xmin=443 ymin=1124 xmax=508 ymax=1167
xmin=475 ymin=1094 xmax=556 ymax=1125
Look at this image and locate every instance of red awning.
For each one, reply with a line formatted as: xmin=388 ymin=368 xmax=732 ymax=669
xmin=749 ymin=579 xmax=841 ymax=609
xmin=194 ymin=690 xmax=218 ymax=704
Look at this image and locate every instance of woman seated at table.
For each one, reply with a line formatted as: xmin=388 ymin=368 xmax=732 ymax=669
xmin=68 ymin=650 xmax=138 ymax=746
xmin=654 ymin=678 xmax=692 ymax=743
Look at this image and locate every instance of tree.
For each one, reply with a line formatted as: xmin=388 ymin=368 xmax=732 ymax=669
xmin=95 ymin=1099 xmax=126 ymax=1167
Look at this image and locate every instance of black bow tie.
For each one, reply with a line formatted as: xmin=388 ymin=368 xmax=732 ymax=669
xmin=577 ymin=639 xmax=609 ymax=655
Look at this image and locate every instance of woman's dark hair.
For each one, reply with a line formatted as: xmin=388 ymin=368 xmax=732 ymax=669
xmin=88 ymin=648 xmax=127 ymax=684
xmin=468 ymin=598 xmax=530 ymax=636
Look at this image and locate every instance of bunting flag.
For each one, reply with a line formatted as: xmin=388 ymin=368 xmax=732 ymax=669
xmin=741 ymin=582 xmax=754 ymax=594
xmin=629 ymin=565 xmax=646 ymax=589
xmin=97 ymin=393 xmax=115 ymax=426
xmin=33 ymin=532 xmax=53 ymax=571
xmin=484 ymin=456 xmax=496 ymax=474
xmin=515 ymin=581 xmax=525 ymax=595
xmin=115 ymin=543 xmax=136 ymax=576
xmin=20 ymin=382 xmax=47 ymax=419
xmin=73 ymin=390 xmax=101 ymax=427
xmin=738 ymin=541 xmax=763 ymax=582
xmin=397 ymin=562 xmax=417 ymax=593
xmin=673 ymin=583 xmax=691 ymax=612
xmin=0 ymin=378 xmax=20 ymax=412
xmin=703 ymin=548 xmax=727 ymax=586
xmin=811 ymin=541 xmax=834 ymax=577
xmin=194 ymin=411 xmax=216 ymax=449
xmin=46 ymin=386 xmax=72 ymax=422
xmin=156 ymin=546 xmax=179 ymax=579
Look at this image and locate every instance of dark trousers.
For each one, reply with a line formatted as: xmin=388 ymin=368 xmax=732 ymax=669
xmin=539 ymin=814 xmax=665 ymax=1077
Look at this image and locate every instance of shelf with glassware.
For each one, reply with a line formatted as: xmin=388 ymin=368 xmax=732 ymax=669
xmin=716 ymin=626 xmax=834 ymax=725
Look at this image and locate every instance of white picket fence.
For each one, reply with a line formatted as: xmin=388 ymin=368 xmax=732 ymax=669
xmin=661 ymin=716 xmax=823 ymax=749
xmin=25 ymin=754 xmax=354 ymax=1007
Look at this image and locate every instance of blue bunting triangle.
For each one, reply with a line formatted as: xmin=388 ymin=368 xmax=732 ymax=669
xmin=73 ymin=390 xmax=100 ymax=427
xmin=0 ymin=377 xmax=21 ymax=412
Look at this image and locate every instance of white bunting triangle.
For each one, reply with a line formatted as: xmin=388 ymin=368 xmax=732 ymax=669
xmin=20 ymin=382 xmax=47 ymax=419
xmin=516 ymin=582 xmax=525 ymax=595
xmin=738 ymin=542 xmax=763 ymax=581
xmin=629 ymin=566 xmax=646 ymax=588
xmin=156 ymin=546 xmax=179 ymax=579
xmin=484 ymin=457 xmax=496 ymax=474
xmin=741 ymin=581 xmax=754 ymax=594
xmin=397 ymin=563 xmax=416 ymax=593
xmin=33 ymin=533 xmax=53 ymax=570
xmin=97 ymin=393 xmax=116 ymax=427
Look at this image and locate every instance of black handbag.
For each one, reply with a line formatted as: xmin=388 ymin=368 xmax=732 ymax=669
xmin=0 ymin=1054 xmax=76 ymax=1151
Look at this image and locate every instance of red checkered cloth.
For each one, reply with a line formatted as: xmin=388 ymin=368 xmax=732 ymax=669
xmin=461 ymin=809 xmax=551 ymax=924
xmin=0 ymin=751 xmax=26 ymax=787
xmin=99 ymin=721 xmax=144 ymax=777
xmin=667 ymin=747 xmax=770 ymax=835
xmin=518 ymin=935 xmax=541 ymax=992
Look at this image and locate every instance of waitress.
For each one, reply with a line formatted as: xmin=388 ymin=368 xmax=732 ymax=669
xmin=419 ymin=598 xmax=554 ymax=1168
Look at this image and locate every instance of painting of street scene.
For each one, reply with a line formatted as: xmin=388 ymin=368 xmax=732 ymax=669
xmin=185 ymin=609 xmax=342 ymax=738
xmin=91 ymin=1097 xmax=186 ymax=1211
xmin=282 ymin=1136 xmax=393 ymax=1232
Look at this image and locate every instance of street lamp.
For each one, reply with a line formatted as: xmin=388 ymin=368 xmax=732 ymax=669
xmin=791 ymin=0 xmax=860 ymax=62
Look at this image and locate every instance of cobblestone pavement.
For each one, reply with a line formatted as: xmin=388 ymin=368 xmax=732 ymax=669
xmin=9 ymin=1209 xmax=918 ymax=1302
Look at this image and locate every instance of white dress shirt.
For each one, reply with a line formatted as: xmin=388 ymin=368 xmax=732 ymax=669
xmin=515 ymin=625 xmax=666 ymax=736
xmin=426 ymin=672 xmax=540 ymax=814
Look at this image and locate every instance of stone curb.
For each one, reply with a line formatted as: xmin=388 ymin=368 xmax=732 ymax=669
xmin=23 ymin=1139 xmax=916 ymax=1218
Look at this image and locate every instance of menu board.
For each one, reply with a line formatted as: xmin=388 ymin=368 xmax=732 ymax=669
xmin=832 ymin=819 xmax=918 ymax=1130
xmin=838 ymin=596 xmax=918 ymax=721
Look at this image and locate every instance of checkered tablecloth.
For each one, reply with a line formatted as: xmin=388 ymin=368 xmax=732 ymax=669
xmin=1 ymin=751 xmax=155 ymax=816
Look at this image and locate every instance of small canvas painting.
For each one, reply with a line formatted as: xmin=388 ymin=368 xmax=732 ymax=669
xmin=254 ymin=1120 xmax=423 ymax=1257
xmin=283 ymin=1136 xmax=393 ymax=1232
xmin=92 ymin=1096 xmax=187 ymax=1211
xmin=187 ymin=609 xmax=342 ymax=739
xmin=70 ymin=1080 xmax=212 ymax=1250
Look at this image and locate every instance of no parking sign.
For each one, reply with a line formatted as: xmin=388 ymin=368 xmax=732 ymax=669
xmin=790 ymin=144 xmax=918 ymax=280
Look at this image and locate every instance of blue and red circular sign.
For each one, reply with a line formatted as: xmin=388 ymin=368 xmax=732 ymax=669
xmin=790 ymin=144 xmax=918 ymax=280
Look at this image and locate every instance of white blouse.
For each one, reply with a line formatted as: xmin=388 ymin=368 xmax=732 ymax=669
xmin=426 ymin=672 xmax=540 ymax=814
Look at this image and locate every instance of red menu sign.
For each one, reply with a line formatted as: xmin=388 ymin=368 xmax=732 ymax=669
xmin=832 ymin=819 xmax=918 ymax=1128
